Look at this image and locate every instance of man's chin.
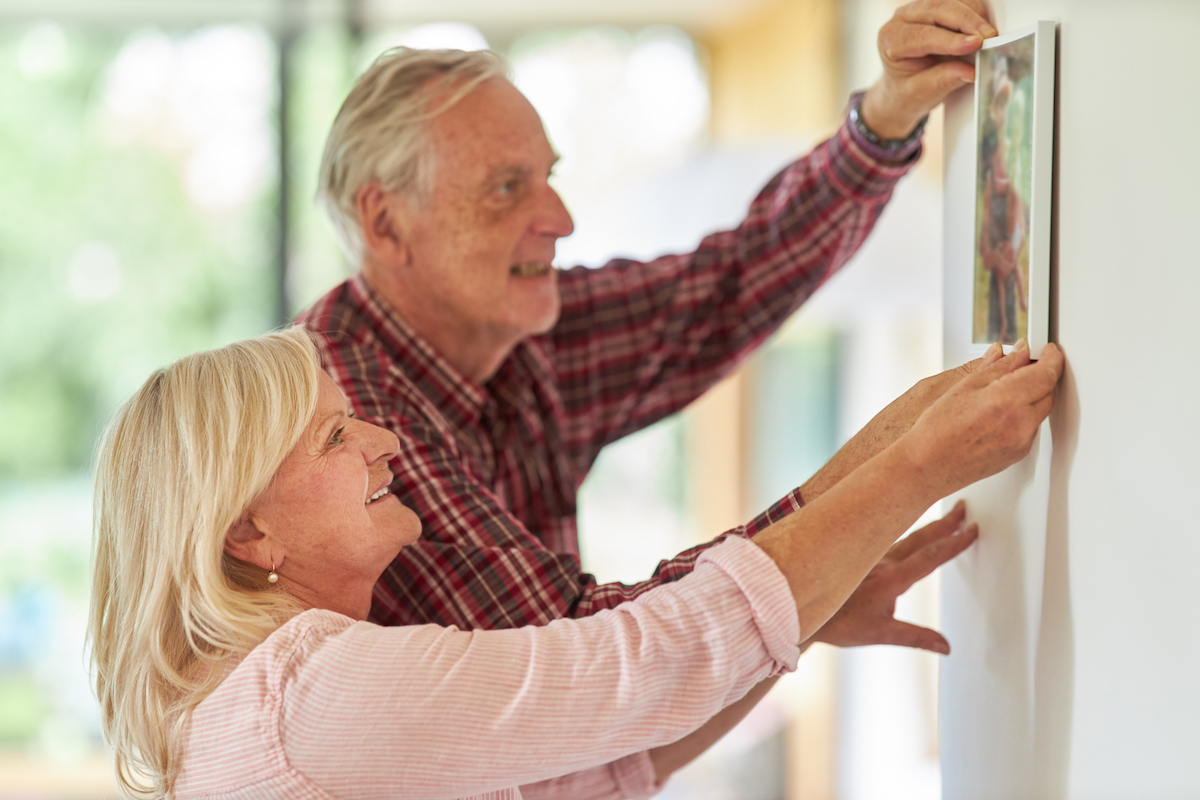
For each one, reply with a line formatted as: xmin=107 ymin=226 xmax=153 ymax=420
xmin=523 ymin=298 xmax=561 ymax=338
xmin=529 ymin=304 xmax=562 ymax=336
xmin=504 ymin=268 xmax=560 ymax=337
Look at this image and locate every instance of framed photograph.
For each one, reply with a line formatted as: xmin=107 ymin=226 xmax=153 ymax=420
xmin=970 ymin=21 xmax=1055 ymax=358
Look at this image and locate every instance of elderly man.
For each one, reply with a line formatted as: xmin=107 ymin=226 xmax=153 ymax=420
xmin=298 ymin=0 xmax=1006 ymax=790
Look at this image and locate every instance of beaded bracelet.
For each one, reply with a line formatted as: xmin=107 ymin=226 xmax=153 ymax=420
xmin=849 ymin=91 xmax=928 ymax=152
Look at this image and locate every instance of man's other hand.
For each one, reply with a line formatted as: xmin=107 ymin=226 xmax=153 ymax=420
xmin=861 ymin=0 xmax=999 ymax=140
xmin=809 ymin=500 xmax=976 ymax=654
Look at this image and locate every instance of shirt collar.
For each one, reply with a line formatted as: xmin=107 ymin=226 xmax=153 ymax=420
xmin=346 ymin=274 xmax=550 ymax=430
xmin=348 ymin=274 xmax=490 ymax=429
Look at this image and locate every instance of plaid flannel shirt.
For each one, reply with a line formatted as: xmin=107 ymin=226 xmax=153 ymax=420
xmin=297 ymin=116 xmax=919 ymax=631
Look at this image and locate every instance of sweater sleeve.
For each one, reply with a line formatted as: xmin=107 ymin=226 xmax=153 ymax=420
xmin=551 ymin=115 xmax=921 ymax=468
xmin=518 ymin=752 xmax=660 ymax=800
xmin=271 ymin=536 xmax=800 ymax=800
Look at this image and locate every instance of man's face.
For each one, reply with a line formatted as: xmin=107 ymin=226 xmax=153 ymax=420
xmin=390 ymin=78 xmax=574 ymax=361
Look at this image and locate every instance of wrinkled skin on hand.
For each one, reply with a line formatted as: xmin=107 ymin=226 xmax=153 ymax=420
xmin=799 ymin=343 xmax=1005 ymax=504
xmin=862 ymin=0 xmax=999 ymax=139
xmin=901 ymin=340 xmax=1063 ymax=500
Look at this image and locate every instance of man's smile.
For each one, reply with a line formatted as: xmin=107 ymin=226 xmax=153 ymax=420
xmin=510 ymin=262 xmax=554 ymax=277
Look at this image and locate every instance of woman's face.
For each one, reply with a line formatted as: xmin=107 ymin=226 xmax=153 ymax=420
xmin=245 ymin=370 xmax=420 ymax=615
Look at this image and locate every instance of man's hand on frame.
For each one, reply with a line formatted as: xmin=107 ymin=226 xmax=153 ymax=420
xmin=861 ymin=0 xmax=999 ymax=140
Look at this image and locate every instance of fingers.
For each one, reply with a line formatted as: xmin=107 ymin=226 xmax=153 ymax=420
xmin=885 ymin=500 xmax=967 ymax=562
xmin=1029 ymin=392 xmax=1055 ymax=426
xmin=895 ymin=0 xmax=998 ymax=38
xmin=951 ymin=0 xmax=993 ymax=25
xmin=961 ymin=338 xmax=1037 ymax=390
xmin=951 ymin=347 xmax=1027 ymax=398
xmin=901 ymin=59 xmax=978 ymax=104
xmin=1034 ymin=342 xmax=1065 ymax=371
xmin=947 ymin=342 xmax=1001 ymax=385
xmin=876 ymin=619 xmax=952 ymax=655
xmin=1020 ymin=352 xmax=1063 ymax=405
xmin=887 ymin=522 xmax=979 ymax=592
xmin=1018 ymin=352 xmax=1061 ymax=425
xmin=960 ymin=342 xmax=1062 ymax=413
xmin=980 ymin=340 xmax=1005 ymax=365
xmin=898 ymin=340 xmax=1066 ymax=499
xmin=991 ymin=342 xmax=1064 ymax=406
xmin=881 ymin=23 xmax=986 ymax=65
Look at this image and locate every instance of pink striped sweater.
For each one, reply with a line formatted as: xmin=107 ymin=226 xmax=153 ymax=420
xmin=173 ymin=536 xmax=801 ymax=799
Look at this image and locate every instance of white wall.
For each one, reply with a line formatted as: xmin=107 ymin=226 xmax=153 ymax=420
xmin=940 ymin=2 xmax=1200 ymax=798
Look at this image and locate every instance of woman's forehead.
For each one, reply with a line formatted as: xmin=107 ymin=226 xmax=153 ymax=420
xmin=295 ymin=372 xmax=349 ymax=447
xmin=317 ymin=371 xmax=348 ymax=407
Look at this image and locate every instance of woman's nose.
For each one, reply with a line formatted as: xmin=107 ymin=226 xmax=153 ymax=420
xmin=355 ymin=419 xmax=399 ymax=463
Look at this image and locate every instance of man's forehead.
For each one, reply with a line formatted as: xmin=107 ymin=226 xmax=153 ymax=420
xmin=431 ymin=80 xmax=553 ymax=164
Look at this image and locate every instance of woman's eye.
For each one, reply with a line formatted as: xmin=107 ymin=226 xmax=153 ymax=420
xmin=329 ymin=426 xmax=346 ymax=447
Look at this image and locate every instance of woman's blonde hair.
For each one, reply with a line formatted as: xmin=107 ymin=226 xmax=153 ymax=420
xmin=88 ymin=327 xmax=321 ymax=798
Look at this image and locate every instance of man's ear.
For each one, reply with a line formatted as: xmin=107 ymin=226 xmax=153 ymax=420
xmin=357 ymin=182 xmax=411 ymax=268
xmin=223 ymin=516 xmax=275 ymax=570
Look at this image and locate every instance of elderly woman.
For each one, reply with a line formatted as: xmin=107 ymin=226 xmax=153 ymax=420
xmin=89 ymin=328 xmax=1061 ymax=799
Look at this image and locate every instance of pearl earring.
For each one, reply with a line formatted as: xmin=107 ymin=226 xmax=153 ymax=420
xmin=267 ymin=563 xmax=279 ymax=584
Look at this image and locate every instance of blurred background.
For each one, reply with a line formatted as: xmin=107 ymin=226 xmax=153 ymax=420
xmin=0 ymin=0 xmax=948 ymax=797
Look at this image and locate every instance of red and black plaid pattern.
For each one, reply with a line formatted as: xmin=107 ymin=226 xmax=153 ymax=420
xmin=296 ymin=118 xmax=918 ymax=631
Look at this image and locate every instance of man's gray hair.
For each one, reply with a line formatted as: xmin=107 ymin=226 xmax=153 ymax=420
xmin=317 ymin=47 xmax=510 ymax=261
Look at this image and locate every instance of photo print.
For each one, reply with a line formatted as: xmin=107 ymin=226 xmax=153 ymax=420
xmin=971 ymin=21 xmax=1053 ymax=355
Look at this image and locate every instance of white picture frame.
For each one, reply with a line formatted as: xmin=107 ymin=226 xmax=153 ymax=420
xmin=969 ymin=21 xmax=1055 ymax=358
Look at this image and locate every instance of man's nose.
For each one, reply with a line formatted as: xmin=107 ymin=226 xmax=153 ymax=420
xmin=535 ymin=185 xmax=574 ymax=239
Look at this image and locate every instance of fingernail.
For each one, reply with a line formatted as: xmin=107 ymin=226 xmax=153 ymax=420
xmin=987 ymin=342 xmax=1002 ymax=356
xmin=953 ymin=499 xmax=966 ymax=512
xmin=1015 ymin=338 xmax=1029 ymax=352
xmin=938 ymin=643 xmax=951 ymax=655
xmin=982 ymin=24 xmax=999 ymax=38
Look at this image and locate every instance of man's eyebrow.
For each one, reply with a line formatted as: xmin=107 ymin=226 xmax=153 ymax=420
xmin=484 ymin=164 xmax=531 ymax=184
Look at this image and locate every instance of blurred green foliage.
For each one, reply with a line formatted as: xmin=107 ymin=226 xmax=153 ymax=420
xmin=0 ymin=24 xmax=276 ymax=479
xmin=0 ymin=20 xmax=294 ymax=758
xmin=0 ymin=673 xmax=43 ymax=742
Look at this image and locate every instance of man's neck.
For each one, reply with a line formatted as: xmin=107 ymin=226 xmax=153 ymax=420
xmin=358 ymin=268 xmax=516 ymax=385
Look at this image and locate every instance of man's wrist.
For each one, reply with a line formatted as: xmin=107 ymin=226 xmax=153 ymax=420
xmin=850 ymin=90 xmax=927 ymax=152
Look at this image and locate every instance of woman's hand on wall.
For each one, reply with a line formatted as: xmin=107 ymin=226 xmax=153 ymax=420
xmin=809 ymin=500 xmax=978 ymax=654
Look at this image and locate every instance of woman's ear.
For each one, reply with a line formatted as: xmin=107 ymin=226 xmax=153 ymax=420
xmin=224 ymin=516 xmax=274 ymax=570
